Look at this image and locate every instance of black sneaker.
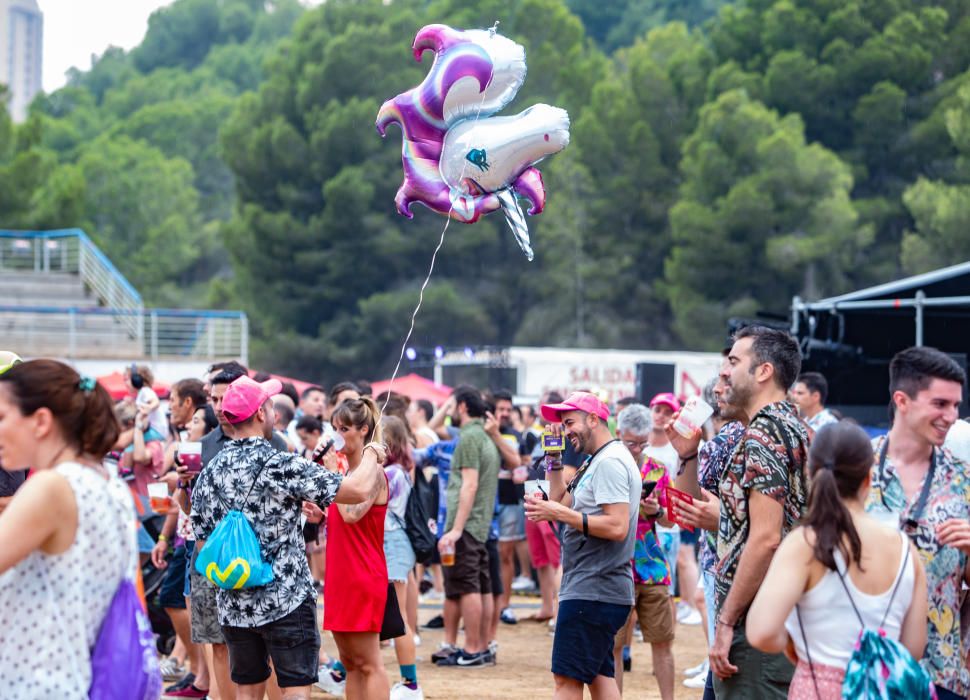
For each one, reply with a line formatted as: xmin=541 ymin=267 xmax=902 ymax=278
xmin=422 ymin=614 xmax=445 ymax=629
xmin=623 ymin=656 xmax=632 ymax=672
xmin=437 ymin=649 xmax=489 ymax=668
xmin=499 ymin=607 xmax=517 ymax=625
xmin=165 ymin=673 xmax=196 ymax=694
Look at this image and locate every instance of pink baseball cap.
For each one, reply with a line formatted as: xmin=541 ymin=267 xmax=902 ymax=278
xmin=222 ymin=376 xmax=282 ymax=424
xmin=541 ymin=391 xmax=611 ymax=423
xmin=649 ymin=392 xmax=681 ymax=412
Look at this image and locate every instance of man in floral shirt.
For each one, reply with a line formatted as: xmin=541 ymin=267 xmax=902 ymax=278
xmin=191 ymin=376 xmax=387 ymax=699
xmin=868 ymin=347 xmax=970 ymax=700
xmin=672 ymin=326 xmax=810 ymax=699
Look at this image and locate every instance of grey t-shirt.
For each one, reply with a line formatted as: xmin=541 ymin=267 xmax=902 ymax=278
xmin=559 ymin=440 xmax=640 ymax=605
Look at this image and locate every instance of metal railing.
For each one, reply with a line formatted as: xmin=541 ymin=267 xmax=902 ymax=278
xmin=0 ymin=229 xmax=144 ymax=336
xmin=0 ymin=306 xmax=248 ymax=364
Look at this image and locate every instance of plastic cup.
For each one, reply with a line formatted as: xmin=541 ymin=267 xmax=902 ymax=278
xmin=524 ymin=479 xmax=551 ymax=500
xmin=148 ymin=482 xmax=172 ymax=514
xmin=178 ymin=441 xmax=202 ymax=474
xmin=672 ymin=396 xmax=715 ymax=438
xmin=441 ymin=542 xmax=456 ymax=567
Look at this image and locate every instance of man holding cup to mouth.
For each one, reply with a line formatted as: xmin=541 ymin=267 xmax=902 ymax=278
xmin=525 ymin=392 xmax=640 ymax=700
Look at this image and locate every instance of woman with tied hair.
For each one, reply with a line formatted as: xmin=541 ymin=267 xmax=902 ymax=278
xmin=380 ymin=414 xmax=424 ymax=700
xmin=747 ymin=422 xmax=927 ymax=699
xmin=322 ymin=397 xmax=392 ymax=700
xmin=0 ymin=359 xmax=139 ymax=697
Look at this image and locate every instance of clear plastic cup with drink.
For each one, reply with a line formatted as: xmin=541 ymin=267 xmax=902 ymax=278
xmin=178 ymin=441 xmax=203 ymax=475
xmin=441 ymin=541 xmax=456 ymax=567
xmin=148 ymin=482 xmax=172 ymax=514
xmin=672 ymin=396 xmax=715 ymax=438
xmin=524 ymin=479 xmax=551 ymax=501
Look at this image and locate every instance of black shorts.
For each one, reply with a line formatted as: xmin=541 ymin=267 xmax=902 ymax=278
xmin=552 ymin=599 xmax=631 ymax=684
xmin=442 ymin=531 xmax=492 ymax=599
xmin=221 ymin=595 xmax=320 ymax=687
xmin=487 ymin=537 xmax=503 ymax=597
xmin=159 ymin=544 xmax=188 ymax=609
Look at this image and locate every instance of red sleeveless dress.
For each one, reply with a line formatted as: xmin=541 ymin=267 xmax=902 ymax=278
xmin=323 ymin=479 xmax=389 ymax=633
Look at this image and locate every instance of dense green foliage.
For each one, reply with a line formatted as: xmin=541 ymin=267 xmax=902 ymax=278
xmin=5 ymin=0 xmax=970 ymax=381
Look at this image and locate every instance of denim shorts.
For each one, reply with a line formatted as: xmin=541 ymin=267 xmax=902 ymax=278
xmin=497 ymin=503 xmax=526 ymax=541
xmin=222 ymin=595 xmax=321 ymax=688
xmin=384 ymin=526 xmax=416 ymax=583
xmin=552 ymin=599 xmax=631 ymax=684
xmin=159 ymin=544 xmax=188 ymax=609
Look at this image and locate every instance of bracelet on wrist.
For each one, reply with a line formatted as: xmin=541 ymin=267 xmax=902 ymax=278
xmin=157 ymin=534 xmax=168 ymax=543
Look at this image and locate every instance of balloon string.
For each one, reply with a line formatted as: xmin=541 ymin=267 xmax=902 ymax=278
xmin=380 ymin=50 xmax=498 ymax=418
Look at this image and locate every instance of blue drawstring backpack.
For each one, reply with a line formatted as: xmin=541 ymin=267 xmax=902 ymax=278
xmin=796 ymin=543 xmax=936 ymax=700
xmin=194 ymin=464 xmax=274 ymax=590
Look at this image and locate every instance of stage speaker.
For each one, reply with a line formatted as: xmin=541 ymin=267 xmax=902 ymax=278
xmin=636 ymin=363 xmax=676 ymax=405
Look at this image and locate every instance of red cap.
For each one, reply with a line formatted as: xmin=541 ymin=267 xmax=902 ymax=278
xmin=540 ymin=391 xmax=611 ymax=423
xmin=649 ymin=392 xmax=681 ymax=412
xmin=222 ymin=376 xmax=282 ymax=424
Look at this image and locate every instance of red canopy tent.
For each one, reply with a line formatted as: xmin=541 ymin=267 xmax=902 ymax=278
xmin=97 ymin=371 xmax=170 ymax=400
xmin=370 ymin=373 xmax=452 ymax=405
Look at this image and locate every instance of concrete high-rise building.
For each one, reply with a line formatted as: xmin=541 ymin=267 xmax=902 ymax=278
xmin=0 ymin=0 xmax=43 ymax=123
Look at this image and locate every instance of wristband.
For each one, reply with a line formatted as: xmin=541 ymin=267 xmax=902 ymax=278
xmin=157 ymin=534 xmax=168 ymax=543
xmin=680 ymin=452 xmax=698 ymax=463
xmin=582 ymin=513 xmax=589 ymax=538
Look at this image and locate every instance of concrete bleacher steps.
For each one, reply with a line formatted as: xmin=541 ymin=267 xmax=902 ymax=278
xmin=0 ymin=269 xmax=142 ymax=358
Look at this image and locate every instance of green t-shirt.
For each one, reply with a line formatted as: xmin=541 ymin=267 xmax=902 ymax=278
xmin=445 ymin=419 xmax=500 ymax=543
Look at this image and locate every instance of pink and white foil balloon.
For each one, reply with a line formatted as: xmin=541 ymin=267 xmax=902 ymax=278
xmin=376 ymin=23 xmax=570 ymax=260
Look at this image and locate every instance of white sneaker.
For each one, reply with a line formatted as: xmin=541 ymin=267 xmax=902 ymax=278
xmin=684 ymin=672 xmax=708 ymax=689
xmin=632 ymin=623 xmax=643 ymax=642
xmin=390 ymin=682 xmax=424 ymax=700
xmin=684 ymin=659 xmax=709 ymax=677
xmin=413 ymin=634 xmax=422 ymax=646
xmin=511 ymin=575 xmax=534 ymax=591
xmin=678 ymin=607 xmax=703 ymax=626
xmin=316 ymin=670 xmax=346 ymax=697
xmin=420 ymin=589 xmax=443 ymax=602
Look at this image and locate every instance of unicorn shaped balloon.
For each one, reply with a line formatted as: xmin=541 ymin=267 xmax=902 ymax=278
xmin=377 ymin=23 xmax=570 ymax=260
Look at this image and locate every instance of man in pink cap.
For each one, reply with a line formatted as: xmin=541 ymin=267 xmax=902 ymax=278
xmin=524 ymin=391 xmax=640 ymax=700
xmin=190 ymin=375 xmax=389 ymax=700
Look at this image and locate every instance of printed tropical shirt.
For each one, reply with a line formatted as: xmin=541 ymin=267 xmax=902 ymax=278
xmin=696 ymin=421 xmax=746 ymax=574
xmin=867 ymin=436 xmax=970 ymax=696
xmin=806 ymin=408 xmax=839 ymax=432
xmin=715 ymin=401 xmax=810 ymax=611
xmin=634 ymin=458 xmax=671 ymax=586
xmin=191 ymin=437 xmax=343 ymax=627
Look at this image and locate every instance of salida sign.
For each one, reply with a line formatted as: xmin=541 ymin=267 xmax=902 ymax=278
xmin=508 ymin=347 xmax=721 ymax=404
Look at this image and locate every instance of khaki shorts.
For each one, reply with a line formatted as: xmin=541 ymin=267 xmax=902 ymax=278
xmin=634 ymin=583 xmax=674 ymax=644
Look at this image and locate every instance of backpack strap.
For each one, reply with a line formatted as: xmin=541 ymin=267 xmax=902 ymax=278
xmin=795 ymin=605 xmax=822 ymax=700
xmin=878 ymin=534 xmax=911 ymax=630
xmin=834 ymin=563 xmax=867 ymax=628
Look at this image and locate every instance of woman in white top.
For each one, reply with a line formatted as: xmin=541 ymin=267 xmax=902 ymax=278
xmin=0 ymin=359 xmax=138 ymax=699
xmin=747 ymin=421 xmax=927 ymax=699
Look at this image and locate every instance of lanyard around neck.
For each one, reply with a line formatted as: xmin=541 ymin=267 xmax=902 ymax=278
xmin=566 ymin=439 xmax=619 ymax=494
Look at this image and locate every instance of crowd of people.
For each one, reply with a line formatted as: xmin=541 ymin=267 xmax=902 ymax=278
xmin=0 ymin=326 xmax=968 ymax=700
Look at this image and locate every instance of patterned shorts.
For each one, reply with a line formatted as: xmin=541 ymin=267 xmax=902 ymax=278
xmin=189 ymin=551 xmax=225 ymax=644
xmin=788 ymin=659 xmax=844 ymax=700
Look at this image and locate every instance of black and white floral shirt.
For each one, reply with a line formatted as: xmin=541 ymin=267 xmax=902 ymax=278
xmin=190 ymin=437 xmax=343 ymax=627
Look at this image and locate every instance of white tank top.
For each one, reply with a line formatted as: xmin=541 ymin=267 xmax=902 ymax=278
xmin=784 ymin=530 xmax=914 ymax=669
xmin=0 ymin=463 xmax=137 ymax=699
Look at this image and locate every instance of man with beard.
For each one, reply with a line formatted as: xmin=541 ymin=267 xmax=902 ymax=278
xmin=525 ymin=392 xmax=639 ymax=700
xmin=868 ymin=347 xmax=970 ymax=700
xmin=668 ymin=326 xmax=809 ymax=699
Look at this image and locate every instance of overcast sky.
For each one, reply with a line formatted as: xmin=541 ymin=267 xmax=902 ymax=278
xmin=40 ymin=0 xmax=175 ymax=91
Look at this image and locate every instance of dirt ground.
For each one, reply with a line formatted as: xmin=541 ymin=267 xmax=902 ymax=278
xmin=312 ymin=595 xmax=708 ymax=700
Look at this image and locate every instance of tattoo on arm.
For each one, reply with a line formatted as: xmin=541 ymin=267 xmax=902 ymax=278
xmin=341 ymin=473 xmax=384 ymax=519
